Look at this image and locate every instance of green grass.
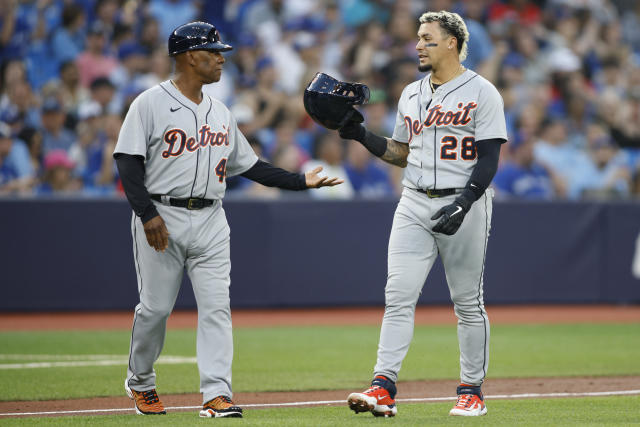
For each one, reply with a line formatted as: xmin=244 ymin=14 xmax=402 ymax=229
xmin=2 ymin=397 xmax=639 ymax=426
xmin=0 ymin=324 xmax=638 ymax=401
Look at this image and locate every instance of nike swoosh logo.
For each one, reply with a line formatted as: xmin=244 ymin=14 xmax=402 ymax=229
xmin=170 ymin=107 xmax=181 ymax=112
xmin=452 ymin=206 xmax=463 ymax=217
xmin=376 ymin=396 xmax=387 ymax=402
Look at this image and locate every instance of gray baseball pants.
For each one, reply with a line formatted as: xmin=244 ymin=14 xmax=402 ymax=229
xmin=125 ymin=200 xmax=234 ymax=404
xmin=374 ymin=187 xmax=493 ymax=386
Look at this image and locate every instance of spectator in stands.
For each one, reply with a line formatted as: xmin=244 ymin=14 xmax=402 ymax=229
xmin=58 ymin=60 xmax=91 ymax=119
xmin=17 ymin=126 xmax=43 ymax=177
xmin=68 ymin=105 xmax=102 ymax=185
xmin=264 ymin=118 xmax=309 ymax=167
xmin=302 ymin=132 xmax=354 ymax=199
xmin=148 ymin=0 xmax=199 ymax=40
xmin=344 ymin=141 xmax=393 ymax=198
xmin=137 ymin=47 xmax=172 ymax=91
xmin=89 ymin=113 xmax=120 ymax=193
xmin=533 ymin=117 xmax=591 ymax=199
xmin=227 ymin=137 xmax=281 ymax=199
xmin=110 ymin=41 xmax=149 ymax=92
xmin=82 ymin=77 xmax=119 ymax=116
xmin=139 ymin=16 xmax=162 ymax=53
xmin=36 ymin=149 xmax=81 ymax=194
xmin=459 ymin=0 xmax=494 ymax=73
xmin=573 ymin=123 xmax=632 ymax=199
xmin=251 ymin=57 xmax=288 ymax=140
xmin=0 ymin=64 xmax=39 ymax=131
xmin=76 ymin=22 xmax=118 ymax=89
xmin=0 ymin=121 xmax=34 ymax=194
xmin=40 ymin=97 xmax=75 ymax=155
xmin=93 ymin=0 xmax=120 ymax=42
xmin=1 ymin=0 xmax=640 ymax=199
xmin=493 ymin=135 xmax=557 ymax=200
xmin=50 ymin=3 xmax=86 ymax=65
xmin=0 ymin=0 xmax=54 ymax=63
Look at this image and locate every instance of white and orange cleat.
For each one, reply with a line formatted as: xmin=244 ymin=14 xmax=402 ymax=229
xmin=449 ymin=384 xmax=487 ymax=416
xmin=347 ymin=375 xmax=398 ymax=417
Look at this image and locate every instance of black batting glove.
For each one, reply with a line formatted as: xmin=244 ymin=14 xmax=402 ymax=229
xmin=431 ymin=195 xmax=473 ymax=235
xmin=339 ymin=120 xmax=366 ymax=142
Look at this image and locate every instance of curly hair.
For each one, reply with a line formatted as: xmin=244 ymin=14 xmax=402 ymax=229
xmin=419 ymin=11 xmax=469 ymax=62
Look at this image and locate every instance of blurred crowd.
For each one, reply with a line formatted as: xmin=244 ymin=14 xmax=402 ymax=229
xmin=1 ymin=0 xmax=640 ymax=200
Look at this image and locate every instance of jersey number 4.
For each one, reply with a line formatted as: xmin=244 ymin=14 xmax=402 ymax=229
xmin=215 ymin=158 xmax=227 ymax=183
xmin=440 ymin=136 xmax=476 ymax=160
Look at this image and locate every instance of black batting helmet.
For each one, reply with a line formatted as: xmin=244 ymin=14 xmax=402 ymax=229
xmin=168 ymin=21 xmax=232 ymax=57
xmin=303 ymin=73 xmax=370 ymax=130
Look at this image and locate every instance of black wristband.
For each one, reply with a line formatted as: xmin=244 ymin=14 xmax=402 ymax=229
xmin=456 ymin=189 xmax=475 ymax=212
xmin=360 ymin=130 xmax=387 ymax=158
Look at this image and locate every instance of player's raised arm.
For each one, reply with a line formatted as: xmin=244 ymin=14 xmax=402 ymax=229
xmin=338 ymin=120 xmax=409 ymax=168
xmin=302 ymin=72 xmax=409 ymax=168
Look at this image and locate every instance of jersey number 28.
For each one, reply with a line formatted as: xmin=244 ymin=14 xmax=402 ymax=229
xmin=440 ymin=136 xmax=476 ymax=160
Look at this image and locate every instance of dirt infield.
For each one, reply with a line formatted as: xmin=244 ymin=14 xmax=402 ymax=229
xmin=1 ymin=376 xmax=638 ymax=418
xmin=1 ymin=305 xmax=639 ymax=331
xmin=1 ymin=305 xmax=639 ymax=417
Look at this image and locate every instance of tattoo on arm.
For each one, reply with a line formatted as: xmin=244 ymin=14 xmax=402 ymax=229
xmin=381 ymin=139 xmax=409 ymax=167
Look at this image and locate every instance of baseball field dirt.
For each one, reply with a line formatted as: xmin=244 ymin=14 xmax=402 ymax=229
xmin=0 ymin=305 xmax=638 ymax=418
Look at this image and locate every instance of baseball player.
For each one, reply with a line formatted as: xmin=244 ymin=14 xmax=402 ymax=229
xmin=339 ymin=11 xmax=507 ymax=417
xmin=113 ymin=21 xmax=342 ymax=418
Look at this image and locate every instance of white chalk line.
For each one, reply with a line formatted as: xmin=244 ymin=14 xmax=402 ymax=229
xmin=1 ymin=389 xmax=639 ymax=417
xmin=0 ymin=355 xmax=196 ymax=369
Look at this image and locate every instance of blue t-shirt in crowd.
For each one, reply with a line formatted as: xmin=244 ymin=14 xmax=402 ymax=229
xmin=42 ymin=129 xmax=76 ymax=154
xmin=344 ymin=162 xmax=394 ymax=198
xmin=493 ymin=162 xmax=554 ymax=199
xmin=0 ymin=139 xmax=33 ymax=186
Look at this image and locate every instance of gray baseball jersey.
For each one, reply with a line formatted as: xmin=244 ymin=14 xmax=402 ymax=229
xmin=392 ymin=69 xmax=507 ymax=189
xmin=373 ymin=69 xmax=506 ymax=388
xmin=114 ymin=80 xmax=258 ymax=196
xmin=117 ymin=80 xmax=257 ymax=404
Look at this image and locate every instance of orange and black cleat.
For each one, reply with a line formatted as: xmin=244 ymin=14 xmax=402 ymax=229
xmin=125 ymin=384 xmax=166 ymax=415
xmin=199 ymin=395 xmax=243 ymax=418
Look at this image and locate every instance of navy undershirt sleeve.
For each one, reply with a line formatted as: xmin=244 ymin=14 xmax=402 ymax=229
xmin=460 ymin=138 xmax=505 ymax=201
xmin=240 ymin=159 xmax=308 ymax=190
xmin=114 ymin=153 xmax=159 ymax=223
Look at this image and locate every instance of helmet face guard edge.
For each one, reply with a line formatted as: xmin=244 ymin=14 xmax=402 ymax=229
xmin=303 ymin=73 xmax=370 ymax=130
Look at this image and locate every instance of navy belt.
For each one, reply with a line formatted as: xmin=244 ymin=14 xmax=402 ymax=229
xmin=151 ymin=194 xmax=215 ymax=210
xmin=415 ymin=188 xmax=463 ymax=198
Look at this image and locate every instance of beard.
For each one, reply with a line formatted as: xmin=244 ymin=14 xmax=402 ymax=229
xmin=418 ymin=63 xmax=433 ymax=73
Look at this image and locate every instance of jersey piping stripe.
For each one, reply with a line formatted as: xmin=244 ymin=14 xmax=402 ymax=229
xmin=202 ymin=97 xmax=213 ymax=197
xmin=476 ymin=193 xmax=490 ymax=379
xmin=126 ymin=305 xmax=141 ymax=388
xmin=418 ymin=79 xmax=424 ymax=170
xmin=433 ymin=74 xmax=478 ymax=190
xmin=159 ymin=84 xmax=200 ymax=198
xmin=128 ymin=215 xmax=144 ymax=386
xmin=440 ymin=74 xmax=478 ymax=103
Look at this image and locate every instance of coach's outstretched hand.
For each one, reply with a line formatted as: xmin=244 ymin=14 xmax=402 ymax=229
xmin=305 ymin=166 xmax=344 ymax=188
xmin=431 ymin=196 xmax=472 ymax=236
xmin=143 ymin=215 xmax=170 ymax=252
